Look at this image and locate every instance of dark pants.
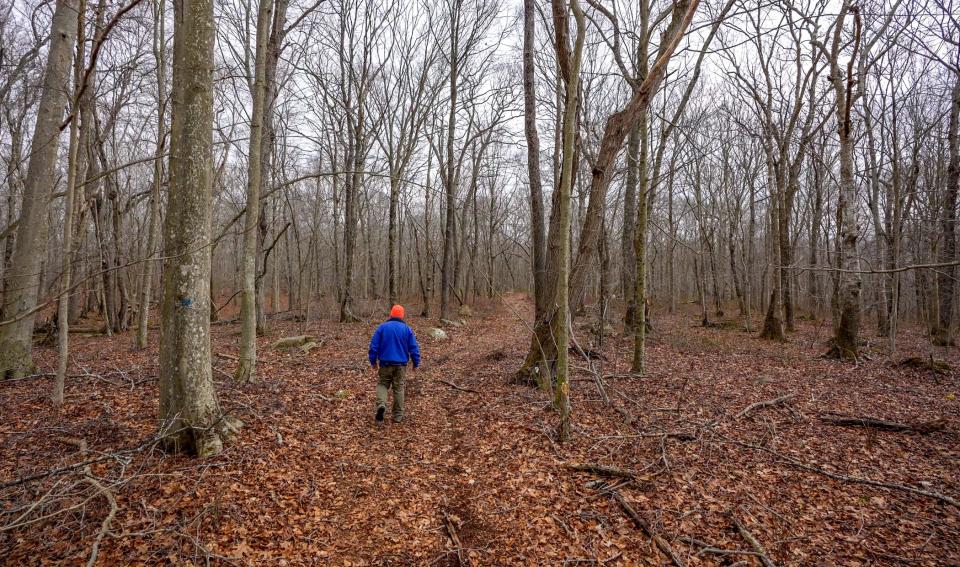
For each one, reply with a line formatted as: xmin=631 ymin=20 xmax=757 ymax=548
xmin=376 ymin=365 xmax=405 ymax=421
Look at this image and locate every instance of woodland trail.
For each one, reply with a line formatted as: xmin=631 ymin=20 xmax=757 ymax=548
xmin=2 ymin=293 xmax=960 ymax=565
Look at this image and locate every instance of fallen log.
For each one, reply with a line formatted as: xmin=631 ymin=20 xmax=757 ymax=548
xmin=898 ymin=356 xmax=953 ymax=375
xmin=271 ymin=335 xmax=316 ymax=349
xmin=299 ymin=340 xmax=322 ymax=354
xmin=735 ymin=393 xmax=796 ymax=420
xmin=819 ymin=414 xmax=947 ymax=434
xmin=565 ymin=462 xmax=643 ymax=480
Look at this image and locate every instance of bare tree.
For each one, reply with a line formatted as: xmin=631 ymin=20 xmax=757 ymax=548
xmin=0 ymin=0 xmax=79 ymax=379
xmin=159 ymin=0 xmax=241 ymax=455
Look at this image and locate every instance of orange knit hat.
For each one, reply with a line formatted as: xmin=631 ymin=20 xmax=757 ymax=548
xmin=390 ymin=304 xmax=405 ymax=319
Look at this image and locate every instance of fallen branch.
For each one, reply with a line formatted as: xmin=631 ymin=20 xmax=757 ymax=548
xmin=731 ymin=514 xmax=776 ymax=567
xmin=735 ymin=393 xmax=796 ymax=420
xmin=898 ymin=356 xmax=953 ymax=375
xmin=438 ymin=379 xmax=481 ymax=394
xmin=215 ymin=352 xmax=239 ymax=361
xmin=819 ymin=414 xmax=947 ymax=434
xmin=271 ymin=335 xmax=316 ymax=349
xmin=728 ymin=438 xmax=960 ymax=512
xmin=674 ymin=535 xmax=762 ymax=559
xmin=84 ymin=475 xmax=118 ymax=567
xmin=565 ymin=462 xmax=644 ymax=481
xmin=0 ymin=428 xmax=178 ymax=490
xmin=443 ymin=509 xmax=471 ymax=566
xmin=592 ymin=431 xmax=697 ymax=442
xmin=587 ymin=481 xmax=686 ymax=567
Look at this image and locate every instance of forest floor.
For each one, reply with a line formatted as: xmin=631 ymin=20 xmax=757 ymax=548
xmin=1 ymin=293 xmax=959 ymax=566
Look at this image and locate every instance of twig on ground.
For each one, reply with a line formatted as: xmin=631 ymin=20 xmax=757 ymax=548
xmin=586 ymin=481 xmax=686 ymax=567
xmin=675 ymin=534 xmax=762 ymax=558
xmin=438 ymin=379 xmax=481 ymax=394
xmin=84 ymin=475 xmax=118 ymax=567
xmin=565 ymin=462 xmax=645 ymax=480
xmin=443 ymin=509 xmax=471 ymax=566
xmin=731 ymin=513 xmax=777 ymax=567
xmin=727 ymin=437 xmax=960 ymax=512
xmin=818 ymin=414 xmax=948 ymax=434
xmin=735 ymin=393 xmax=796 ymax=420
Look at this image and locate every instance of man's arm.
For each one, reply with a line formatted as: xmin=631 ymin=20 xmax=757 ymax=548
xmin=408 ymin=328 xmax=421 ymax=369
xmin=369 ymin=326 xmax=381 ymax=367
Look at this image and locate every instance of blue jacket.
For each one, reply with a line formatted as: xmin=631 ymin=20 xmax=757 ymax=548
xmin=369 ymin=318 xmax=420 ymax=368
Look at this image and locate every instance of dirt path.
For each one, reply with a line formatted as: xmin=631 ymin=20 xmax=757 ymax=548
xmin=2 ymin=293 xmax=960 ymax=565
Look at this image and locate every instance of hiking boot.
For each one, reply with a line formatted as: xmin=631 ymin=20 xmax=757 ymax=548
xmin=393 ymin=415 xmax=404 ymax=424
xmin=375 ymin=406 xmax=386 ymax=424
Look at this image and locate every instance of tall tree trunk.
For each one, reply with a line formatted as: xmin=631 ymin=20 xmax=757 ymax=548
xmin=0 ymin=0 xmax=78 ymax=379
xmin=522 ymin=0 xmax=547 ymax=319
xmin=516 ymin=0 xmax=699 ymax=381
xmin=622 ymin=125 xmax=640 ymax=328
xmin=236 ymin=0 xmax=273 ymax=382
xmin=159 ymin=0 xmax=241 ymax=456
xmin=808 ymin=154 xmax=823 ymax=319
xmin=256 ymin=203 xmax=269 ymax=331
xmin=552 ymin=0 xmax=584 ymax=442
xmin=760 ymin=160 xmax=786 ymax=341
xmin=934 ymin=76 xmax=960 ymax=346
xmin=54 ymin=0 xmax=88 ymax=404
xmin=1 ymin=113 xmax=25 ymax=303
xmin=630 ymin=107 xmax=649 ymax=373
xmin=137 ymin=0 xmax=167 ymax=350
xmin=826 ymin=3 xmax=862 ymax=360
xmin=778 ymin=192 xmax=794 ymax=330
xmin=388 ymin=174 xmax=400 ymax=305
xmin=440 ymin=27 xmax=459 ymax=320
xmin=422 ymin=148 xmax=433 ymax=316
xmin=340 ymin=125 xmax=363 ymax=322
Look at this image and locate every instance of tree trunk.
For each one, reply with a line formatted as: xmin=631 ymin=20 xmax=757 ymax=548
xmin=551 ymin=0 xmax=584 ymax=443
xmin=388 ymin=173 xmax=400 ymax=305
xmin=136 ymin=0 xmax=167 ymax=350
xmin=0 ymin=0 xmax=78 ymax=379
xmin=340 ymin=142 xmax=359 ymax=322
xmin=522 ymin=0 xmax=547 ymax=320
xmin=236 ymin=0 xmax=273 ymax=382
xmin=630 ymin=103 xmax=649 ymax=373
xmin=440 ymin=28 xmax=459 ymax=321
xmin=621 ymin=125 xmax=640 ymax=328
xmin=159 ymin=0 xmax=240 ymax=456
xmin=808 ymin=153 xmax=823 ymax=319
xmin=826 ymin=4 xmax=863 ymax=360
xmin=517 ymin=0 xmax=699 ymax=381
xmin=55 ymin=1 xmax=87 ymax=404
xmin=934 ymin=76 xmax=960 ymax=346
xmin=422 ymin=148 xmax=433 ymax=316
xmin=760 ymin=161 xmax=786 ymax=341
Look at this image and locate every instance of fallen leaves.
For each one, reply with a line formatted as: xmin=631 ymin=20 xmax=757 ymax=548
xmin=0 ymin=295 xmax=958 ymax=565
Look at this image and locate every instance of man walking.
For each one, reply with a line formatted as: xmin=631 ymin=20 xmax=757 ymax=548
xmin=368 ymin=304 xmax=421 ymax=424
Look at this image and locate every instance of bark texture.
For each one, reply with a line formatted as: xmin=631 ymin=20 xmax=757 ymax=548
xmin=236 ymin=0 xmax=274 ymax=382
xmin=159 ymin=0 xmax=240 ymax=456
xmin=522 ymin=0 xmax=547 ymax=320
xmin=0 ymin=0 xmax=78 ymax=379
xmin=934 ymin=76 xmax=960 ymax=345
xmin=137 ymin=0 xmax=167 ymax=350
